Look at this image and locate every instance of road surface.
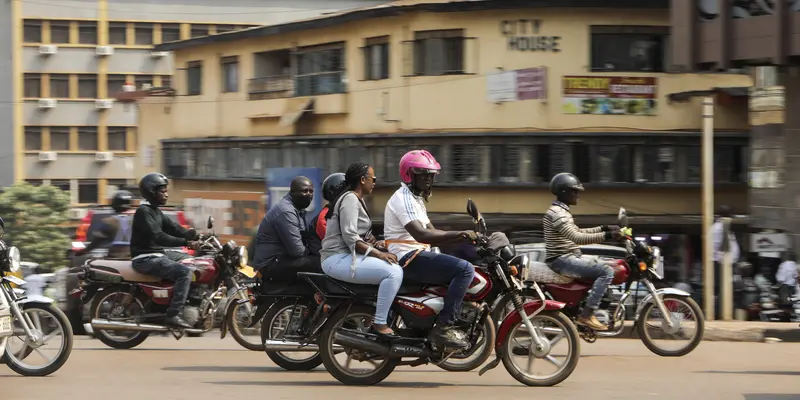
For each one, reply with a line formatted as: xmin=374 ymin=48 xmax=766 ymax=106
xmin=2 ymin=336 xmax=799 ymax=400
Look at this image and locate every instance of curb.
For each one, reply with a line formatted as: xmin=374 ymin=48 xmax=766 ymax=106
xmin=610 ymin=323 xmax=800 ymax=343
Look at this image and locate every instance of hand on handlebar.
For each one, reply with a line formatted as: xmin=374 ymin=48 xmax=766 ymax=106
xmin=460 ymin=230 xmax=479 ymax=243
xmin=186 ymin=240 xmax=203 ymax=251
xmin=610 ymin=230 xmax=624 ymax=241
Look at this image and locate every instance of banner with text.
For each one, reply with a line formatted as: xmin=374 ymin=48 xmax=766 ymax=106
xmin=486 ymin=67 xmax=547 ymax=103
xmin=561 ymin=76 xmax=657 ymax=116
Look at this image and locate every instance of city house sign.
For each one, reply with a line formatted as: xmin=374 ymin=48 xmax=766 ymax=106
xmin=500 ymin=19 xmax=560 ymax=52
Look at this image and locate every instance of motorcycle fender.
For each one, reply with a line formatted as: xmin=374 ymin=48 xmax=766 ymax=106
xmin=495 ymin=300 xmax=566 ymax=348
xmin=17 ymin=294 xmax=55 ymax=305
xmin=634 ymin=288 xmax=691 ymax=320
xmin=220 ymin=297 xmax=254 ymax=339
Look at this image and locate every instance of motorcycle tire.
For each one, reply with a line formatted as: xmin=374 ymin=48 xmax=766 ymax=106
xmin=89 ymin=286 xmax=150 ymax=349
xmin=636 ymin=293 xmax=705 ymax=357
xmin=500 ymin=310 xmax=580 ymax=387
xmin=261 ymin=298 xmax=322 ymax=370
xmin=2 ymin=303 xmax=74 ymax=377
xmin=438 ymin=314 xmax=496 ymax=372
xmin=226 ymin=297 xmax=264 ymax=351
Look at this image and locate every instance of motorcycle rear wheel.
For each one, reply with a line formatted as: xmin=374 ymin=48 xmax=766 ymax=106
xmin=90 ymin=287 xmax=150 ymax=349
xmin=261 ymin=298 xmax=322 ymax=370
xmin=438 ymin=315 xmax=495 ymax=372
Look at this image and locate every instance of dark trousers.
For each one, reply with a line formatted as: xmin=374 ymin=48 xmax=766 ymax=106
xmin=261 ymin=255 xmax=321 ymax=286
xmin=400 ymin=251 xmax=475 ymax=325
xmin=132 ymin=251 xmax=192 ymax=317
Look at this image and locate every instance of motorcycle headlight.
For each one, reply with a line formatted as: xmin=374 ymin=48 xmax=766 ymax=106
xmin=650 ymin=246 xmax=664 ymax=280
xmin=237 ymin=246 xmax=248 ymax=269
xmin=8 ymin=246 xmax=20 ymax=273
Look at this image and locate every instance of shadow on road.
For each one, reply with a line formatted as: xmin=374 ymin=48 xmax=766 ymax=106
xmin=207 ymin=380 xmax=520 ymax=388
xmin=703 ymin=371 xmax=800 ymax=377
xmin=79 ymin=348 xmax=245 ymax=352
xmin=743 ymin=395 xmax=800 ymax=400
xmin=163 ymin=365 xmax=327 ymax=373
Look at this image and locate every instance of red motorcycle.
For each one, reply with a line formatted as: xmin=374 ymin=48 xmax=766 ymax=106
xmin=75 ymin=217 xmax=251 ymax=349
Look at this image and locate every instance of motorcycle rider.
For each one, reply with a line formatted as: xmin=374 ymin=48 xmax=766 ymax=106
xmin=544 ymin=172 xmax=622 ymax=331
xmin=74 ymin=190 xmax=134 ymax=259
xmin=308 ymin=172 xmax=346 ymax=255
xmin=383 ymin=149 xmax=478 ymax=349
xmin=253 ymin=176 xmax=321 ymax=283
xmin=131 ymin=173 xmax=202 ymax=329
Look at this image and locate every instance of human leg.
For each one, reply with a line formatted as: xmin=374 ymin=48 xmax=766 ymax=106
xmin=551 ymin=254 xmax=614 ymax=330
xmin=264 ymin=255 xmax=322 ymax=283
xmin=132 ymin=256 xmax=194 ymax=328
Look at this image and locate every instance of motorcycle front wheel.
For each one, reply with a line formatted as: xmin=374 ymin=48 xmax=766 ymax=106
xmin=637 ymin=294 xmax=704 ymax=357
xmin=500 ymin=310 xmax=580 ymax=387
xmin=438 ymin=314 xmax=495 ymax=372
xmin=2 ymin=303 xmax=74 ymax=376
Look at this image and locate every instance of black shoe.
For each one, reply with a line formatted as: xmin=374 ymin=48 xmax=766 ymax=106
xmin=428 ymin=324 xmax=469 ymax=349
xmin=165 ymin=315 xmax=192 ymax=329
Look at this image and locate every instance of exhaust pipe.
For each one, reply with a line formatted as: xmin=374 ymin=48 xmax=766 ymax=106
xmin=334 ymin=330 xmax=431 ymax=358
xmin=264 ymin=340 xmax=322 ymax=352
xmin=91 ymin=319 xmax=169 ymax=332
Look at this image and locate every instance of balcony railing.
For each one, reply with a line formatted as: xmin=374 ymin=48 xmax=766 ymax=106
xmin=248 ymin=75 xmax=293 ymax=100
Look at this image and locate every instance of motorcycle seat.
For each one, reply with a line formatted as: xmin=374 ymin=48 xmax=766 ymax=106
xmin=88 ymin=259 xmax=162 ymax=283
xmin=298 ymin=272 xmax=423 ymax=296
xmin=526 ymin=261 xmax=574 ymax=285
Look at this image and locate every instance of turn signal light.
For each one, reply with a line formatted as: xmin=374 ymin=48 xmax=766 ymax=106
xmin=509 ymin=265 xmax=519 ymax=276
xmin=638 ymin=262 xmax=647 ymax=271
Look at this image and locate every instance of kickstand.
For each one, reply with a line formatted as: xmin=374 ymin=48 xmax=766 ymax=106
xmin=169 ymin=327 xmax=185 ymax=340
xmin=478 ymin=355 xmax=502 ymax=376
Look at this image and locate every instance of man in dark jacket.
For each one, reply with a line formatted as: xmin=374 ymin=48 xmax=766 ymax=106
xmin=253 ymin=176 xmax=320 ymax=283
xmin=131 ymin=173 xmax=201 ymax=329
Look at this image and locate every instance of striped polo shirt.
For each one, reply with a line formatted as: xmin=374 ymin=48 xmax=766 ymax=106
xmin=543 ymin=201 xmax=606 ymax=262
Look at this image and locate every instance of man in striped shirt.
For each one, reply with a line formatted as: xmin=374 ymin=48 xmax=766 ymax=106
xmin=544 ymin=173 xmax=622 ymax=331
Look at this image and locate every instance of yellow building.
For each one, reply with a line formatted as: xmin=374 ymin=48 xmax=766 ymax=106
xmin=128 ymin=0 xmax=753 ymax=278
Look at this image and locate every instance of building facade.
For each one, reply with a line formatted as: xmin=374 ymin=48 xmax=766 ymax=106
xmin=5 ymin=0 xmax=386 ymax=205
xmin=131 ymin=0 xmax=753 ymax=281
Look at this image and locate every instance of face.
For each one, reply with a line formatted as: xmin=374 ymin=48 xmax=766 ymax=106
xmin=411 ymin=171 xmax=436 ymax=194
xmin=290 ymin=180 xmax=314 ymax=210
xmin=155 ymin=186 xmax=168 ymax=205
xmin=562 ymin=188 xmax=580 ymax=206
xmin=360 ymin=166 xmax=377 ymax=195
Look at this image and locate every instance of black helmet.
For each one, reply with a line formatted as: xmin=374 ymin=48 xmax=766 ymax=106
xmin=322 ymin=172 xmax=346 ymax=202
xmin=111 ymin=190 xmax=134 ymax=213
xmin=549 ymin=172 xmax=584 ymax=196
xmin=139 ymin=173 xmax=169 ymax=203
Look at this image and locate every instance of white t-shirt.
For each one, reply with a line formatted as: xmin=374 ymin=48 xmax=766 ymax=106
xmin=776 ymin=260 xmax=798 ymax=286
xmin=384 ymin=184 xmax=430 ymax=260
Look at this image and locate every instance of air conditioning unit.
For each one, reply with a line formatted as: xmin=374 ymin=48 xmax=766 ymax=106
xmin=38 ymin=45 xmax=58 ymax=55
xmin=67 ymin=208 xmax=89 ymax=220
xmin=95 ymin=99 xmax=114 ymax=109
xmin=95 ymin=46 xmax=114 ymax=56
xmin=140 ymin=83 xmax=152 ymax=91
xmin=38 ymin=151 xmax=57 ymax=162
xmin=95 ymin=152 xmax=113 ymax=162
xmin=150 ymin=51 xmax=169 ymax=58
xmin=38 ymin=98 xmax=57 ymax=109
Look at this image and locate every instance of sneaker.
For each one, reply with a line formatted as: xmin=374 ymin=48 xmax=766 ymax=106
xmin=165 ymin=315 xmax=192 ymax=329
xmin=577 ymin=315 xmax=608 ymax=331
xmin=428 ymin=324 xmax=469 ymax=349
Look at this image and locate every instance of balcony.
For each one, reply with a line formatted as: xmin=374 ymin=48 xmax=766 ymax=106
xmin=248 ymin=75 xmax=293 ymax=100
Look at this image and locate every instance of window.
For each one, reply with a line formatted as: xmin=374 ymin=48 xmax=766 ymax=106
xmin=24 ymin=74 xmax=41 ymax=98
xmin=50 ymin=180 xmax=71 ymax=193
xmin=107 ymin=127 xmax=127 ymax=151
xmin=79 ymin=22 xmax=97 ymax=44
xmin=135 ymin=75 xmax=153 ymax=89
xmin=109 ymin=22 xmax=127 ymax=45
xmin=216 ymin=24 xmax=235 ymax=33
xmin=186 ymin=61 xmax=202 ymax=96
xmin=295 ymin=44 xmax=345 ymax=96
xmin=492 ymin=145 xmax=520 ymax=182
xmin=107 ymin=179 xmax=130 ymax=194
xmin=49 ymin=21 xmax=70 ymax=44
xmin=413 ymin=29 xmax=465 ymax=76
xmin=78 ymin=75 xmax=98 ymax=98
xmin=78 ymin=180 xmax=99 ymax=204
xmin=25 ymin=180 xmax=43 ymax=187
xmin=590 ymin=26 xmax=668 ymax=72
xmin=24 ymin=127 xmax=42 ymax=151
xmin=191 ymin=24 xmax=209 ymax=38
xmin=161 ymin=23 xmax=180 ymax=42
xmin=49 ymin=74 xmax=70 ymax=98
xmin=78 ymin=127 xmax=98 ymax=151
xmin=161 ymin=75 xmax=172 ymax=88
xmin=107 ymin=74 xmax=126 ymax=96
xmin=714 ymin=145 xmax=746 ymax=183
xmin=49 ymin=127 xmax=70 ymax=151
xmin=362 ymin=36 xmax=390 ymax=80
xmin=596 ymin=146 xmax=632 ymax=183
xmin=221 ymin=56 xmax=239 ymax=92
xmin=23 ymin=19 xmax=42 ymax=43
xmin=451 ymin=144 xmax=485 ymax=183
xmin=134 ymin=23 xmax=154 ymax=45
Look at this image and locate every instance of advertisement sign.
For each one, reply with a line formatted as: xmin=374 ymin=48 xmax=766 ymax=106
xmin=561 ymin=76 xmax=657 ymax=116
xmin=486 ymin=67 xmax=547 ymax=103
xmin=183 ymin=191 xmax=265 ymax=243
xmin=265 ymin=167 xmax=323 ymax=225
xmin=751 ymin=232 xmax=789 ymax=254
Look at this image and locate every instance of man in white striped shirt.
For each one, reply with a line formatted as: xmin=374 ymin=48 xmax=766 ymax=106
xmin=543 ymin=173 xmax=622 ymax=331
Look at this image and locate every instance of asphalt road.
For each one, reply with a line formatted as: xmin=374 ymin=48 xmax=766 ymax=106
xmin=2 ymin=336 xmax=799 ymax=400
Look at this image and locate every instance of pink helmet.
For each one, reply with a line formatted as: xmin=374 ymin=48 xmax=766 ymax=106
xmin=399 ymin=150 xmax=441 ymax=184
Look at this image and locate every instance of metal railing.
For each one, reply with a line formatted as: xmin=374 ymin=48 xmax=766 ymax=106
xmin=247 ymin=75 xmax=293 ymax=99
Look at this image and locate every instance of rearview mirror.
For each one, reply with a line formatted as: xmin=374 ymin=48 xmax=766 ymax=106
xmin=617 ymin=207 xmax=628 ymax=227
xmin=466 ymin=199 xmax=481 ymax=221
xmin=207 ymin=216 xmax=214 ymax=229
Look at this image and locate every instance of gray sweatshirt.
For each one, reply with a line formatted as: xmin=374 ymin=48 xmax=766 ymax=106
xmin=320 ymin=192 xmax=373 ymax=264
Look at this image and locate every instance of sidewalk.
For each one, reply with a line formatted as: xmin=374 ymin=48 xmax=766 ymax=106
xmin=615 ymin=320 xmax=799 ymax=343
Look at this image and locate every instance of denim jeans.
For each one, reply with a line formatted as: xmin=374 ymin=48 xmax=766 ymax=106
xmin=322 ymin=253 xmax=403 ymax=325
xmin=132 ymin=251 xmax=193 ymax=317
xmin=400 ymin=251 xmax=475 ymax=325
xmin=550 ymin=254 xmax=614 ymax=310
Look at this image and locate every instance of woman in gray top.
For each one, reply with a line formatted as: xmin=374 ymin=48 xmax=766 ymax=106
xmin=321 ymin=163 xmax=402 ymax=337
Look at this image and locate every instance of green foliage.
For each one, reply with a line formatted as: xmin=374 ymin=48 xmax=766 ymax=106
xmin=0 ymin=183 xmax=71 ymax=272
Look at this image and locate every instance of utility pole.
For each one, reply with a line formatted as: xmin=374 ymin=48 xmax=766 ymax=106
xmin=702 ymin=96 xmax=715 ymax=321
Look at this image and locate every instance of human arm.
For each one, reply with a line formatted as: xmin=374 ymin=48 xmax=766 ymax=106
xmin=77 ymin=219 xmax=116 ymax=255
xmin=135 ymin=208 xmax=190 ymax=248
xmin=162 ymin=214 xmax=197 ymax=240
xmin=553 ymin=214 xmax=613 ymax=245
xmin=275 ymin=211 xmax=310 ymax=258
xmin=338 ymin=195 xmax=396 ymax=262
xmin=387 ymin=198 xmax=471 ymax=246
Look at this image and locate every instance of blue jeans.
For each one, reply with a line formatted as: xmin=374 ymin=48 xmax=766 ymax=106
xmin=322 ymin=253 xmax=403 ymax=325
xmin=132 ymin=251 xmax=193 ymax=317
xmin=550 ymin=254 xmax=614 ymax=310
xmin=400 ymin=251 xmax=475 ymax=325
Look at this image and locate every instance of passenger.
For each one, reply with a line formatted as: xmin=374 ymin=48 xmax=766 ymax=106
xmin=307 ymin=172 xmax=346 ymax=256
xmin=74 ymin=190 xmax=134 ymax=259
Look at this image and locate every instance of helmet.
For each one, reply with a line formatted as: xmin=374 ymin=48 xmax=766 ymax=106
xmin=399 ymin=150 xmax=441 ymax=184
xmin=549 ymin=172 xmax=584 ymax=196
xmin=138 ymin=173 xmax=169 ymax=203
xmin=111 ymin=190 xmax=134 ymax=213
xmin=322 ymin=172 xmax=346 ymax=202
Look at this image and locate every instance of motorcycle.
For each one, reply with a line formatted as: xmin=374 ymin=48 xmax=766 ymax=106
xmin=0 ymin=217 xmax=74 ymax=376
xmin=308 ymin=199 xmax=579 ymax=386
xmin=515 ymin=207 xmax=705 ymax=357
xmin=76 ymin=216 xmax=255 ymax=349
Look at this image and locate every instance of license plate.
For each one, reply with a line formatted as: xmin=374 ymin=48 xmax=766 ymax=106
xmin=0 ymin=315 xmax=12 ymax=338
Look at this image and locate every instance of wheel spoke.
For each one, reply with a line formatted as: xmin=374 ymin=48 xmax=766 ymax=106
xmin=545 ymin=355 xmax=563 ymax=367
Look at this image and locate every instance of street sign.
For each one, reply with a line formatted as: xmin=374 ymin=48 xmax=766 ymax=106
xmin=750 ymin=232 xmax=789 ymax=253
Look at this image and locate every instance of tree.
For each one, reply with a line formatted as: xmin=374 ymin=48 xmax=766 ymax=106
xmin=0 ymin=182 xmax=71 ymax=272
